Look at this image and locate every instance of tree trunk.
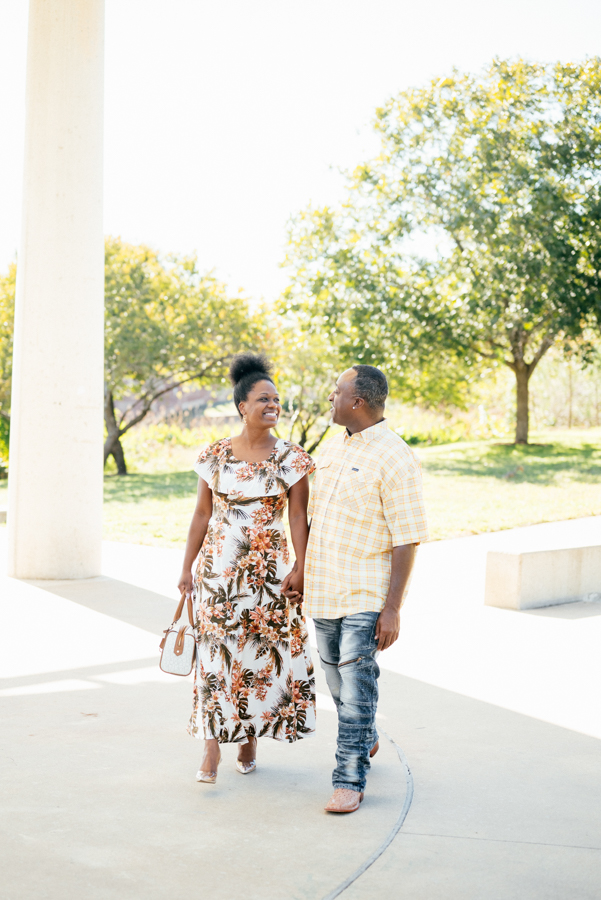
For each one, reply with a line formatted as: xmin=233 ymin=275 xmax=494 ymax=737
xmin=103 ymin=432 xmax=128 ymax=475
xmin=567 ymin=362 xmax=573 ymax=428
xmin=514 ymin=364 xmax=530 ymax=444
xmin=110 ymin=438 xmax=128 ymax=475
xmin=103 ymin=388 xmax=128 ymax=475
xmin=507 ymin=330 xmax=555 ymax=445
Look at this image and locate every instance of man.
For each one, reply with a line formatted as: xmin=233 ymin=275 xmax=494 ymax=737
xmin=303 ymin=365 xmax=428 ymax=813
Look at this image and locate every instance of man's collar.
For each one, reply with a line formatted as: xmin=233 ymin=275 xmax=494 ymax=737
xmin=344 ymin=419 xmax=388 ymax=443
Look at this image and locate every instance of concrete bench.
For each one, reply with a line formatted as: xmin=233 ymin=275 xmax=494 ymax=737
xmin=485 ymin=544 xmax=601 ymax=610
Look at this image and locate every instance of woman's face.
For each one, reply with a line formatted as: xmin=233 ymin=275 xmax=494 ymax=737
xmin=240 ymin=379 xmax=281 ymax=429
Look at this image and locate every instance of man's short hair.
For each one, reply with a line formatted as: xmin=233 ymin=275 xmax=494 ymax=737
xmin=352 ymin=364 xmax=388 ymax=410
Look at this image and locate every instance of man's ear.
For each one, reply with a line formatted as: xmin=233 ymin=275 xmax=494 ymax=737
xmin=352 ymin=396 xmax=365 ymax=410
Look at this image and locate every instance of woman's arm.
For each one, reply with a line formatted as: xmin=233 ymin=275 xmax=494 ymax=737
xmin=177 ymin=477 xmax=213 ymax=596
xmin=281 ymin=474 xmax=310 ymax=599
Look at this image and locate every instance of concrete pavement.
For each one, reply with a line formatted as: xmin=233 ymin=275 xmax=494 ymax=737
xmin=1 ymin=520 xmax=600 ymax=899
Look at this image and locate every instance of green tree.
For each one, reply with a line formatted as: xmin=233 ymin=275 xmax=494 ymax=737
xmin=283 ymin=207 xmax=482 ymax=412
xmin=272 ymin=322 xmax=338 ymax=453
xmin=105 ymin=237 xmax=258 ymax=473
xmin=0 ymin=262 xmax=15 ymax=470
xmin=285 ymin=59 xmax=601 ymax=443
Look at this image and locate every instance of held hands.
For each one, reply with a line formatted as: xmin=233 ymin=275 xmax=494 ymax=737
xmin=281 ymin=560 xmax=304 ymax=603
xmin=180 ymin=564 xmax=305 ymax=602
xmin=178 ymin=570 xmax=194 ymax=597
xmin=375 ymin=605 xmax=401 ymax=651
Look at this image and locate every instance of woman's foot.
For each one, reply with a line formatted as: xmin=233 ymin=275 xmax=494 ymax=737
xmin=235 ymin=735 xmax=257 ymax=774
xmin=196 ymin=739 xmax=221 ymax=783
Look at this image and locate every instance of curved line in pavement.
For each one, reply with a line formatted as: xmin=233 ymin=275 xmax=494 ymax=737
xmin=321 ymin=730 xmax=414 ymax=900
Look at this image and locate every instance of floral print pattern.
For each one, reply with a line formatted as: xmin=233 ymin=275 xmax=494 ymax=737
xmin=188 ymin=438 xmax=316 ymax=744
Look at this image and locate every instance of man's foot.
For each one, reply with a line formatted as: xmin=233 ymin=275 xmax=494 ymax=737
xmin=236 ymin=735 xmax=257 ymax=774
xmin=370 ymin=740 xmax=379 ymax=758
xmin=324 ymin=789 xmax=364 ymax=813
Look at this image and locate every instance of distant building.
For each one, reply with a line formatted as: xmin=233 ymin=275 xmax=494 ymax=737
xmin=114 ymin=383 xmax=239 ymax=426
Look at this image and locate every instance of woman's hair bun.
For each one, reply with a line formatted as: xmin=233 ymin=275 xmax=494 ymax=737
xmin=229 ymin=352 xmax=273 ymax=387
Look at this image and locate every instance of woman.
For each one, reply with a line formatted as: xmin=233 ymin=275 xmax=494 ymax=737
xmin=178 ymin=352 xmax=316 ymax=783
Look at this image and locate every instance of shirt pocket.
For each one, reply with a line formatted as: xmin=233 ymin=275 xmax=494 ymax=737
xmin=314 ymin=458 xmax=333 ymax=483
xmin=336 ymin=470 xmax=378 ymax=514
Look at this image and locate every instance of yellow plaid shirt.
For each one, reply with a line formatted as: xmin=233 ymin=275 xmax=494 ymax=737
xmin=303 ymin=419 xmax=428 ymax=619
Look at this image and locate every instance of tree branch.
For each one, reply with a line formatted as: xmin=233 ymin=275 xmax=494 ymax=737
xmin=306 ymin=422 xmax=331 ymax=455
xmin=526 ymin=332 xmax=555 ymax=375
xmin=287 ymin=408 xmax=300 ymax=442
xmin=467 ymin=342 xmax=508 ymax=363
xmin=116 ymin=358 xmax=230 ymax=433
xmin=452 ymin=233 xmax=465 ymax=254
xmin=526 ymin=313 xmax=555 ymax=340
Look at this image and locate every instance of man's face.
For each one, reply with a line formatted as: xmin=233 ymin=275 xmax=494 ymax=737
xmin=328 ymin=369 xmax=359 ymax=427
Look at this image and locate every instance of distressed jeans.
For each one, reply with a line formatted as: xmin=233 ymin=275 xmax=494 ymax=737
xmin=313 ymin=611 xmax=380 ymax=793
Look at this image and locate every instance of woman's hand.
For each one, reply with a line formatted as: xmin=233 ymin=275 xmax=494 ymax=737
xmin=178 ymin=477 xmax=212 ymax=599
xmin=178 ymin=569 xmax=194 ymax=597
xmin=286 ymin=476 xmax=310 ymax=603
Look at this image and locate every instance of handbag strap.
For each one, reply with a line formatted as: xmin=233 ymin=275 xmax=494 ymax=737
xmin=173 ymin=591 xmax=195 ymax=627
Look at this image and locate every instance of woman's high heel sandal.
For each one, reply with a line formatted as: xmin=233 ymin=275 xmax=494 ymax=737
xmin=235 ymin=736 xmax=257 ymax=775
xmin=196 ymin=746 xmax=221 ymax=784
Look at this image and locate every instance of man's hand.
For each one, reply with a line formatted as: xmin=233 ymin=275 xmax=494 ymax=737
xmin=375 ymin=605 xmax=400 ymax=651
xmin=374 ymin=543 xmax=417 ymax=651
xmin=281 ymin=560 xmax=303 ymax=602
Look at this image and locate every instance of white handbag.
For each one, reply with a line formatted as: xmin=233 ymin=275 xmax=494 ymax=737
xmin=159 ymin=591 xmax=197 ymax=676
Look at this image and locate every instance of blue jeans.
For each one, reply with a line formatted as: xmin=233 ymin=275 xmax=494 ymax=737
xmin=313 ymin=611 xmax=380 ymax=793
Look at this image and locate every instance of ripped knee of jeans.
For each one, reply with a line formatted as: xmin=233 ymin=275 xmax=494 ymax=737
xmin=318 ymin=655 xmax=338 ymax=668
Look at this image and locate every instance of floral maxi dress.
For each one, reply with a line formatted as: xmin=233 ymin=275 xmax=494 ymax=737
xmin=188 ymin=438 xmax=317 ymax=744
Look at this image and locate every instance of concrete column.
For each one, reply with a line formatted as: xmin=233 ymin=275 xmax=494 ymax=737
xmin=8 ymin=0 xmax=105 ymax=579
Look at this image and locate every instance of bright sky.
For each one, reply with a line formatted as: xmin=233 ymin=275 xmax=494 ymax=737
xmin=1 ymin=0 xmax=600 ymax=303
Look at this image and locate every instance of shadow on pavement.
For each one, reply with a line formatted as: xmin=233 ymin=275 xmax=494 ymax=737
xmin=2 ymin=575 xmax=600 ymax=899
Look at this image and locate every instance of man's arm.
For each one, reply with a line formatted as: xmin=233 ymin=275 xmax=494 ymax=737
xmin=375 ymin=543 xmax=417 ymax=651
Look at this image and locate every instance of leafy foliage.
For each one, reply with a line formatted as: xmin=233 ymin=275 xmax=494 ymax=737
xmin=104 ymin=237 xmax=260 ymax=472
xmin=271 ymin=315 xmax=338 ymax=453
xmin=284 ymin=59 xmax=601 ymax=442
xmin=282 ymin=207 xmax=479 ymax=409
xmin=0 ymin=263 xmax=15 ymax=471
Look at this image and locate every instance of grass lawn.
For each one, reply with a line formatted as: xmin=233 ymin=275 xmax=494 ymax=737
xmin=102 ymin=470 xmax=198 ymax=548
xmin=419 ymin=427 xmax=601 ymax=540
xmin=104 ymin=427 xmax=601 ymax=546
xmin=1 ymin=428 xmax=600 ymax=546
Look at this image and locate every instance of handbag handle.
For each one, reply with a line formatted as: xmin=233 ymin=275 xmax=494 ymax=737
xmin=174 ymin=591 xmax=195 ymax=627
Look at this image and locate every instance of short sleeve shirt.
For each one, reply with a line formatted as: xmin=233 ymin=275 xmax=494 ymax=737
xmin=304 ymin=420 xmax=428 ymax=619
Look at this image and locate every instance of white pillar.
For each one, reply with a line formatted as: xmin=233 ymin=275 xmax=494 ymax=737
xmin=8 ymin=0 xmax=105 ymax=579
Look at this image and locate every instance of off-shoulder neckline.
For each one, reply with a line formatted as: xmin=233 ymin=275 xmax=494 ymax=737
xmin=226 ymin=436 xmax=285 ymax=465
